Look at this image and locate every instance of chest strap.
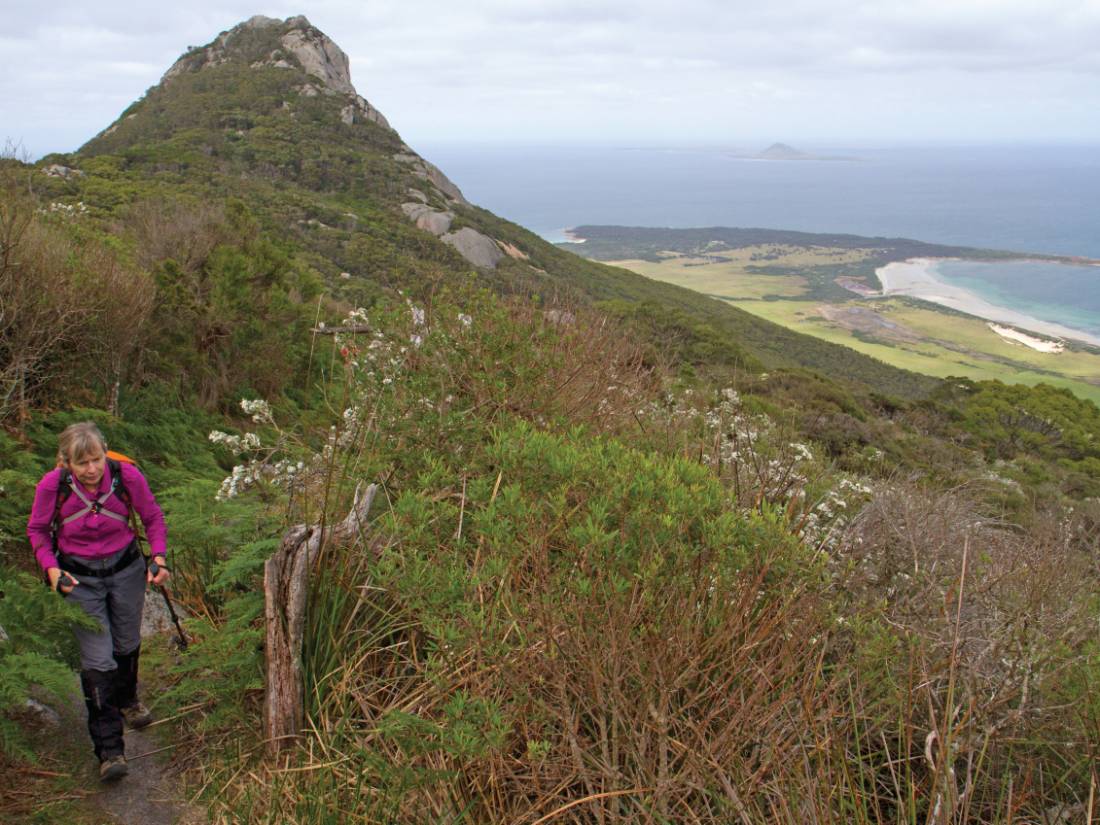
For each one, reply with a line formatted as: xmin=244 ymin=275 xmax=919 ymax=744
xmin=61 ymin=478 xmax=130 ymax=526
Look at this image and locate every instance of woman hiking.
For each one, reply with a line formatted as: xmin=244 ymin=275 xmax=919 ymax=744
xmin=26 ymin=421 xmax=170 ymax=781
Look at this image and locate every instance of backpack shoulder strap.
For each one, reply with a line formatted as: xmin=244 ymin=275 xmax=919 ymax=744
xmin=106 ymin=452 xmax=137 ymax=508
xmin=107 ymin=457 xmax=128 ymax=505
xmin=107 ymin=456 xmax=150 ymax=545
xmin=52 ymin=468 xmax=73 ymax=535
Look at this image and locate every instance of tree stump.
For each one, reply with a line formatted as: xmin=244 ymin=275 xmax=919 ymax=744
xmin=263 ymin=483 xmax=378 ymax=755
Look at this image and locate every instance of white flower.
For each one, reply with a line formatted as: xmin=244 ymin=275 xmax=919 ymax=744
xmin=409 ymin=305 xmax=426 ymax=327
xmin=458 ymin=313 xmax=472 ymax=328
xmin=789 ymin=443 xmax=813 ymax=462
xmin=344 ymin=307 xmax=370 ymax=326
xmin=208 ymin=430 xmax=261 ymax=454
xmin=215 ymin=462 xmax=263 ymax=501
xmin=410 ymin=334 xmax=423 ymax=348
xmin=240 ymin=398 xmax=273 ymax=425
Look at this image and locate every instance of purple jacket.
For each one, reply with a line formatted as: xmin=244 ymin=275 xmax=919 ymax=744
xmin=27 ymin=462 xmax=168 ymax=572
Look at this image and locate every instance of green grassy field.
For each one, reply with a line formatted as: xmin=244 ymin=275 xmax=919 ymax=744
xmin=609 ymin=257 xmax=809 ymax=299
xmin=611 ymin=252 xmax=1100 ymax=404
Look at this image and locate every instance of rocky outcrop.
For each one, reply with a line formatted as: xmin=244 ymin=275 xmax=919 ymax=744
xmin=399 ymin=203 xmax=509 ymax=268
xmin=401 ymin=203 xmax=454 ymax=236
xmin=441 ymin=228 xmax=505 ymax=269
xmin=393 ymin=152 xmax=468 ymax=205
xmin=498 ymin=241 xmax=529 ymax=260
xmin=340 ymin=96 xmax=389 ymax=128
xmin=280 ymin=24 xmax=355 ymax=95
xmin=162 ymin=15 xmax=390 ymax=130
xmin=422 ymin=160 xmax=467 ymax=204
xmin=43 ymin=164 xmax=84 ymax=179
xmin=399 ymin=194 xmax=527 ymax=269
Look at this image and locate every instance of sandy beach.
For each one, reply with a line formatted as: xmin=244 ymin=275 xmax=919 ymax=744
xmin=876 ymin=258 xmax=1100 ymax=348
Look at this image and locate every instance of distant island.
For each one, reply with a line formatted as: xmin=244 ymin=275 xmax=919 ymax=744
xmin=734 ymin=143 xmax=858 ymax=162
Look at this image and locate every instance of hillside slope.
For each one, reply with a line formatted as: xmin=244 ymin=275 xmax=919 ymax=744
xmin=56 ymin=15 xmax=937 ymax=398
xmin=3 ymin=16 xmax=1099 ymax=824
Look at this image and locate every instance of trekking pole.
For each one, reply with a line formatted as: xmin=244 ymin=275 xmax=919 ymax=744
xmin=148 ymin=560 xmax=189 ymax=650
xmin=127 ymin=503 xmax=189 ymax=650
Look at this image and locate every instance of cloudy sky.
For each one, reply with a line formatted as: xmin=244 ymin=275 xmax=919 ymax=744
xmin=3 ymin=0 xmax=1099 ymax=159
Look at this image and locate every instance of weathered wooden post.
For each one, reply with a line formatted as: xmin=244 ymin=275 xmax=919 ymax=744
xmin=263 ymin=483 xmax=378 ymax=755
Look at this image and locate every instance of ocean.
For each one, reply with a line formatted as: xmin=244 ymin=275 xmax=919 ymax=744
xmin=416 ymin=141 xmax=1100 ymax=338
xmin=416 ymin=142 xmax=1100 ymax=258
xmin=933 ymin=259 xmax=1100 ymax=341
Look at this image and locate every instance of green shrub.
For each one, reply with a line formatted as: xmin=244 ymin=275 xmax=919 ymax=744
xmin=0 ymin=570 xmax=98 ymax=760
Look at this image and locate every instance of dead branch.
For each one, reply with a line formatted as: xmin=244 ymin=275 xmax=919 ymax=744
xmin=263 ymin=482 xmax=378 ymax=756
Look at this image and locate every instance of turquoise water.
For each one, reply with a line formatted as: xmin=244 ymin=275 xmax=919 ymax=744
xmin=932 ymin=260 xmax=1100 ymax=339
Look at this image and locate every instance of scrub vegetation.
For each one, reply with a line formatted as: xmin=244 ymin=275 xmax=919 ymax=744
xmin=2 ymin=19 xmax=1099 ymax=824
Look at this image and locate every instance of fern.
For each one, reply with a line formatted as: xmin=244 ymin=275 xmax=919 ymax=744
xmin=163 ymin=590 xmax=264 ymax=732
xmin=0 ymin=571 xmax=98 ymax=761
xmin=209 ymin=537 xmax=279 ymax=593
xmin=162 ymin=522 xmax=275 ymax=732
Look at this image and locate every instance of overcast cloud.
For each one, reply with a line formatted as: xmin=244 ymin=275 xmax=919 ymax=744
xmin=3 ymin=0 xmax=1099 ymax=159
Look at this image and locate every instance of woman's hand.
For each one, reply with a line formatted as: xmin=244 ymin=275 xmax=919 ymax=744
xmin=147 ymin=555 xmax=170 ymax=587
xmin=47 ymin=567 xmax=78 ymax=594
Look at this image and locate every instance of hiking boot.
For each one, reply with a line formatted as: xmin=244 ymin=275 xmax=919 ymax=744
xmin=99 ymin=754 xmax=128 ymax=782
xmin=80 ymin=668 xmax=124 ymax=762
xmin=120 ymin=701 xmax=153 ymax=729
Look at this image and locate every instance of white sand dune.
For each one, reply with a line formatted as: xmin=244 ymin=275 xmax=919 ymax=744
xmin=987 ymin=323 xmax=1065 ymax=353
xmin=876 ymin=258 xmax=1100 ymax=348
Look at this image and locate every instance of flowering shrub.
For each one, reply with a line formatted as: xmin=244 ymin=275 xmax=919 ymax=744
xmin=37 ymin=201 xmax=89 ymax=218
xmin=210 ymin=288 xmax=661 ymax=506
xmin=208 ymin=398 xmax=306 ymax=501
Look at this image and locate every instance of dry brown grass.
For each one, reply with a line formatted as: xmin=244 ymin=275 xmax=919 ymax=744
xmin=833 ymin=483 xmax=1099 ymax=823
xmin=177 ymin=295 xmax=1099 ymax=825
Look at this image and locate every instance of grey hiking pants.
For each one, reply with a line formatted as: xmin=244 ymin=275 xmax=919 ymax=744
xmin=61 ymin=543 xmax=146 ymax=670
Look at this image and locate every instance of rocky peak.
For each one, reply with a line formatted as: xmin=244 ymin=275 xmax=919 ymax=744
xmin=91 ymin=15 xmax=501 ymax=267
xmin=162 ymin=15 xmax=386 ymax=125
xmin=278 ymin=24 xmax=355 ymax=96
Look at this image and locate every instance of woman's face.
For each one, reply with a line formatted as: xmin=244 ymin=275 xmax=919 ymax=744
xmin=68 ymin=447 xmax=107 ymax=491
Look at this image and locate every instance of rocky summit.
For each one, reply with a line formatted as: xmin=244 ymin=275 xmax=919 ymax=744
xmin=83 ymin=15 xmax=511 ymax=269
xmin=160 ymin=15 xmax=365 ymax=108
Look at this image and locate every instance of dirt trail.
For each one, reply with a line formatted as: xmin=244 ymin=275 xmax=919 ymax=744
xmin=32 ymin=597 xmax=206 ymax=825
xmin=61 ymin=691 xmax=202 ymax=825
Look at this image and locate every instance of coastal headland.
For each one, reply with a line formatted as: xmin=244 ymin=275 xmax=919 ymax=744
xmin=560 ymin=226 xmax=1100 ymax=403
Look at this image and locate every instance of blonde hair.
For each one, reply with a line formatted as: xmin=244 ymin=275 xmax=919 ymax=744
xmin=57 ymin=421 xmax=108 ymax=467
